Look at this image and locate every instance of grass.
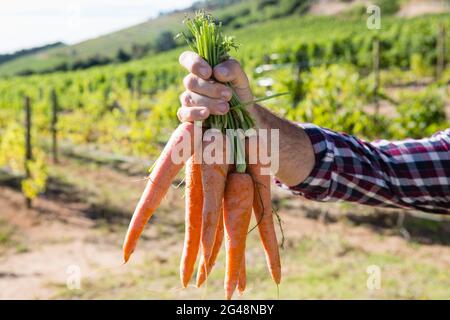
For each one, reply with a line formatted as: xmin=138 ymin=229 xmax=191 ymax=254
xmin=0 ymin=219 xmax=27 ymax=255
xmin=0 ymin=219 xmax=15 ymax=247
xmin=50 ymin=161 xmax=139 ymax=224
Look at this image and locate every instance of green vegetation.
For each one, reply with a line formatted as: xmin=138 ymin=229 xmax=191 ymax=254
xmin=376 ymin=0 xmax=401 ymax=16
xmin=0 ymin=42 xmax=65 ymax=66
xmin=265 ymin=63 xmax=448 ymax=140
xmin=0 ymin=219 xmax=14 ymax=247
xmin=392 ymin=88 xmax=448 ymax=138
xmin=0 ymin=219 xmax=27 ymax=255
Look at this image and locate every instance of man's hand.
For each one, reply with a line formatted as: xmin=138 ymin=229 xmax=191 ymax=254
xmin=177 ymin=51 xmax=315 ymax=187
xmin=177 ymin=51 xmax=253 ymax=122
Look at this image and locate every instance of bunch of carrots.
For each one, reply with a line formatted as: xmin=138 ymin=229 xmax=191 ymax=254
xmin=122 ymin=11 xmax=281 ymax=300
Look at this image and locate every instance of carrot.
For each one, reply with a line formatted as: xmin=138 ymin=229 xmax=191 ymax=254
xmin=248 ymin=161 xmax=281 ymax=284
xmin=246 ymin=136 xmax=282 ymax=284
xmin=123 ymin=122 xmax=198 ymax=263
xmin=200 ymin=139 xmax=228 ymax=271
xmin=237 ymin=255 xmax=246 ymax=295
xmin=196 ymin=208 xmax=224 ymax=287
xmin=223 ymin=172 xmax=253 ymax=300
xmin=179 ymin=157 xmax=203 ymax=287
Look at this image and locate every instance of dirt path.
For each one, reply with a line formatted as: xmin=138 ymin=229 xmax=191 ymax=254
xmin=0 ymin=184 xmax=120 ymax=299
xmin=0 ymin=158 xmax=160 ymax=299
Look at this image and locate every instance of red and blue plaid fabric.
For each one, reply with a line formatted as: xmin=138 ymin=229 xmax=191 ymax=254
xmin=276 ymin=124 xmax=450 ymax=214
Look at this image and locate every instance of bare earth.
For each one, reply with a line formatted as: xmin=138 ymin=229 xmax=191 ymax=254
xmin=398 ymin=0 xmax=450 ymax=17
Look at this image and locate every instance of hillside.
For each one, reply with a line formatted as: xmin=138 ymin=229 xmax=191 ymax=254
xmin=0 ymin=42 xmax=65 ymax=66
xmin=0 ymin=0 xmax=448 ymax=77
xmin=0 ymin=0 xmax=269 ymax=76
xmin=0 ymin=10 xmax=188 ymax=77
xmin=4 ymin=0 xmax=447 ymax=77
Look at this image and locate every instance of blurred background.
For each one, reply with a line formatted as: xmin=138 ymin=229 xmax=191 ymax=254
xmin=0 ymin=0 xmax=449 ymax=299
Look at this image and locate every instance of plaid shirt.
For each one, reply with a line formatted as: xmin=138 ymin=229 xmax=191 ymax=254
xmin=276 ymin=124 xmax=450 ymax=215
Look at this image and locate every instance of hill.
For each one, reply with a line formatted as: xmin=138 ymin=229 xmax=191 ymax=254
xmin=0 ymin=0 xmax=359 ymax=77
xmin=0 ymin=42 xmax=65 ymax=66
xmin=0 ymin=0 xmax=279 ymax=76
xmin=0 ymin=0 xmax=448 ymax=77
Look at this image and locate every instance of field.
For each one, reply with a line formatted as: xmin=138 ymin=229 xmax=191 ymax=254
xmin=0 ymin=1 xmax=450 ymax=300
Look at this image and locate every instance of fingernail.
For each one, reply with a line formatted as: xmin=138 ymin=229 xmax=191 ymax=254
xmin=215 ymin=66 xmax=228 ymax=76
xmin=221 ymin=90 xmax=232 ymax=100
xmin=200 ymin=109 xmax=209 ymax=118
xmin=218 ymin=102 xmax=229 ymax=113
xmin=199 ymin=67 xmax=209 ymax=77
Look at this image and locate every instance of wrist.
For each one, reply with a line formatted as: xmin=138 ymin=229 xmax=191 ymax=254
xmin=247 ymin=104 xmax=272 ymax=130
xmin=246 ymin=104 xmax=261 ymax=127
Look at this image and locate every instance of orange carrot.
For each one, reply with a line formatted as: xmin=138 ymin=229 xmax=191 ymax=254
xmin=196 ymin=208 xmax=224 ymax=287
xmin=223 ymin=172 xmax=253 ymax=300
xmin=247 ymin=137 xmax=281 ymax=284
xmin=180 ymin=157 xmax=203 ymax=287
xmin=248 ymin=162 xmax=281 ymax=284
xmin=200 ymin=139 xmax=228 ymax=271
xmin=123 ymin=122 xmax=198 ymax=263
xmin=237 ymin=255 xmax=246 ymax=295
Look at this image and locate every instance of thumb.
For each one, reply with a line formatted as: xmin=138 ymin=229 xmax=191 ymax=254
xmin=213 ymin=59 xmax=253 ymax=103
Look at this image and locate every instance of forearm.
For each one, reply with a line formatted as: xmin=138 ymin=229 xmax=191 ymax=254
xmin=249 ymin=104 xmax=315 ymax=186
xmin=271 ymin=121 xmax=450 ymax=215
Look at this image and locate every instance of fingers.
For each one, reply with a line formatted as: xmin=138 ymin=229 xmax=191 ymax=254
xmin=213 ymin=59 xmax=250 ymax=90
xmin=180 ymin=91 xmax=229 ymax=115
xmin=179 ymin=51 xmax=212 ymax=79
xmin=177 ymin=106 xmax=209 ymax=122
xmin=178 ymin=52 xmax=253 ymax=123
xmin=183 ymin=74 xmax=232 ymax=100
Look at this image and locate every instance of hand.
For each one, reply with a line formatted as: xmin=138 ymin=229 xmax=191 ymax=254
xmin=177 ymin=52 xmax=314 ymax=186
xmin=177 ymin=51 xmax=253 ymax=122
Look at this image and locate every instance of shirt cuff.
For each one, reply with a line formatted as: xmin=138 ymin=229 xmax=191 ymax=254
xmin=275 ymin=123 xmax=335 ymax=200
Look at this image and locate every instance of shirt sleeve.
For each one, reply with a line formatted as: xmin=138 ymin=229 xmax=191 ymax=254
xmin=275 ymin=124 xmax=450 ymax=215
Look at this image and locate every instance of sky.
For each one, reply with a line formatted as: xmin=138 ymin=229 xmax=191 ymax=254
xmin=0 ymin=0 xmax=197 ymax=54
